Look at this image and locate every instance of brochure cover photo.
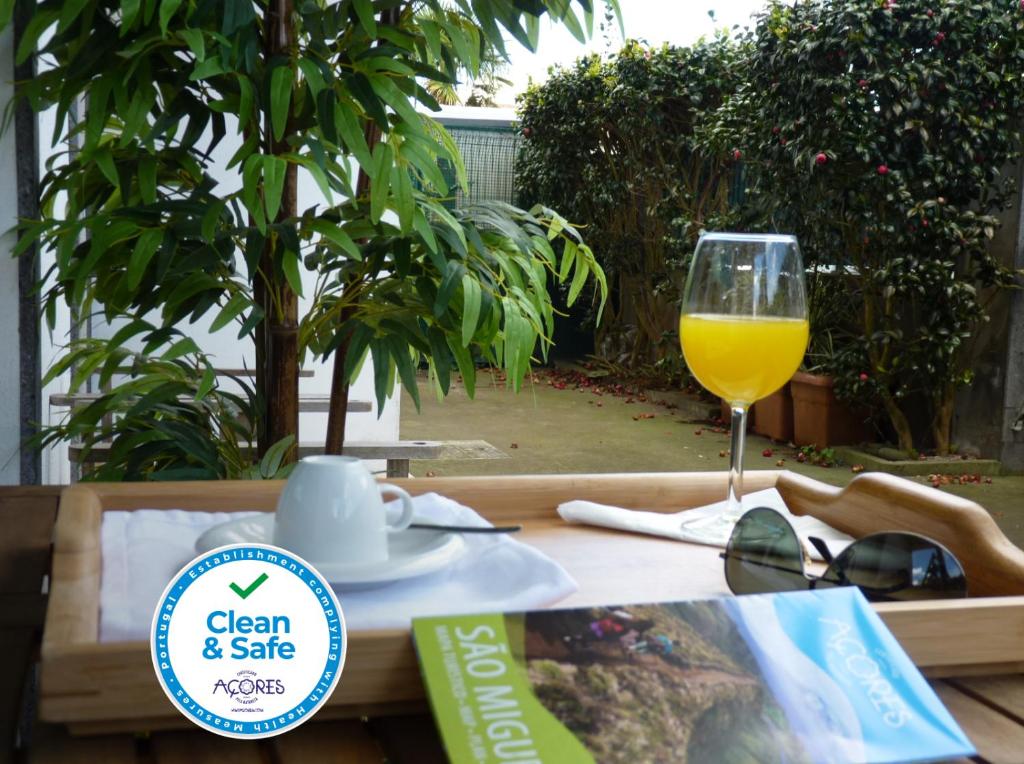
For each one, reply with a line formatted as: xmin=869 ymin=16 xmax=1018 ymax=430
xmin=412 ymin=588 xmax=975 ymax=764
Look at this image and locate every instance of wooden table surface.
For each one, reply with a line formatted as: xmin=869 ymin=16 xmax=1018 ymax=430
xmin=3 ymin=485 xmax=1023 ymax=764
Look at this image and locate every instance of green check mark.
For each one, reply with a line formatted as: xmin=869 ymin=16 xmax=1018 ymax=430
xmin=229 ymin=573 xmax=268 ymax=600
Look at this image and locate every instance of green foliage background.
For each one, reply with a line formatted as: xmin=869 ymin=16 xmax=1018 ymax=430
xmin=516 ymin=0 xmax=1024 ymax=453
xmin=516 ymin=38 xmax=743 ymax=370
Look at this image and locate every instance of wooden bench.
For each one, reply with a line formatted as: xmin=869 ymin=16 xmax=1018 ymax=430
xmin=69 ymin=439 xmax=508 ymax=478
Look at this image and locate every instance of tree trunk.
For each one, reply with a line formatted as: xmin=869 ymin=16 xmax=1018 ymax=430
xmin=880 ymin=392 xmax=915 ymax=453
xmin=324 ymin=304 xmax=357 ymax=454
xmin=932 ymin=383 xmax=956 ymax=456
xmin=256 ymin=0 xmax=299 ymax=460
xmin=324 ymin=7 xmax=396 ymax=452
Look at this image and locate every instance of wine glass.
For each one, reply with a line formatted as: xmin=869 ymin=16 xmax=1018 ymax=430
xmin=678 ymin=232 xmax=808 ymax=545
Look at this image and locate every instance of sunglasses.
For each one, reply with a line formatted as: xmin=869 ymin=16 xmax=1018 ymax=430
xmin=722 ymin=507 xmax=968 ymax=602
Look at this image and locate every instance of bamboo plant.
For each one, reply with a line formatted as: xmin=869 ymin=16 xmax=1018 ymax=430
xmin=5 ymin=0 xmax=615 ymax=478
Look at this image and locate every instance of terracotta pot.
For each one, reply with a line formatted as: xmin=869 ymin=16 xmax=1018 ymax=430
xmin=790 ymin=371 xmax=870 ymax=447
xmin=752 ymin=383 xmax=793 ymax=442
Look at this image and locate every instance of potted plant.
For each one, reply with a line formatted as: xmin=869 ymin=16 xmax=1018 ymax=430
xmin=788 ymin=271 xmax=869 ymax=447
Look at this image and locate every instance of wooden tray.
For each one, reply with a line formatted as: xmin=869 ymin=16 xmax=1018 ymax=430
xmin=41 ymin=470 xmax=1024 ymax=734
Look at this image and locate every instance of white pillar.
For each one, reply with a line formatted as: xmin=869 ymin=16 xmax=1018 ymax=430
xmin=0 ymin=27 xmax=21 ymax=484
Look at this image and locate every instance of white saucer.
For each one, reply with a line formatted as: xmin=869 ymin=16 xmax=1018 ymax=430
xmin=195 ymin=513 xmax=467 ymax=590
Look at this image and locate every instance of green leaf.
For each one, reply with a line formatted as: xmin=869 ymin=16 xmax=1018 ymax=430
xmin=180 ymin=28 xmax=205 ymax=60
xmin=333 ymin=100 xmax=373 ymax=169
xmin=560 ymin=5 xmax=586 ymax=43
xmin=447 ymin=335 xmax=475 ymax=398
xmin=371 ymin=340 xmax=391 ymax=415
xmin=126 ymin=229 xmax=163 ymax=289
xmin=159 ymin=0 xmax=184 ymax=35
xmin=210 ymin=291 xmax=250 ymax=332
xmin=201 ymin=199 xmax=226 ymax=242
xmin=413 ymin=207 xmax=439 ymax=253
xmin=368 ymin=143 xmax=393 ymax=223
xmin=57 ymin=0 xmax=91 ymax=33
xmin=237 ymin=303 xmax=264 ymax=339
xmin=308 ymin=219 xmax=361 ymax=259
xmin=16 ymin=9 xmax=58 ymax=64
xmin=352 ymin=0 xmax=377 ymax=37
xmin=162 ymin=337 xmax=201 ymax=361
xmin=461 ymin=274 xmax=482 ymax=346
xmin=241 ymin=153 xmax=263 ymax=222
xmin=434 ymin=260 xmax=465 ymax=317
xmin=558 ymin=240 xmax=576 ymax=281
xmin=94 ymin=148 xmax=119 ymax=187
xmin=297 ymin=58 xmax=325 ymax=96
xmin=280 ymin=250 xmax=304 ymax=297
xmin=138 ymin=155 xmax=157 ymax=204
xmin=567 ymin=248 xmax=590 ymax=306
xmin=262 ymin=155 xmax=287 ymax=221
xmin=387 ymin=337 xmax=420 ymax=412
xmin=221 ymin=0 xmax=257 ymax=36
xmin=270 ymin=66 xmax=293 ymax=143
xmin=121 ymin=0 xmax=141 ymax=30
xmin=291 ymin=153 xmax=333 ymax=204
xmin=195 ymin=365 xmax=217 ymax=400
xmin=391 ymin=163 xmax=414 ymax=234
xmin=237 ymin=75 xmax=255 ymax=123
xmin=190 ymin=56 xmax=226 ymax=81
xmin=260 ymin=435 xmax=295 ymax=479
xmin=419 ymin=19 xmax=441 ymax=61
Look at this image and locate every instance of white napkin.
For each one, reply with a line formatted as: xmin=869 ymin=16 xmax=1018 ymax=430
xmin=557 ymin=488 xmax=854 ymax=561
xmin=99 ymin=493 xmax=577 ymax=642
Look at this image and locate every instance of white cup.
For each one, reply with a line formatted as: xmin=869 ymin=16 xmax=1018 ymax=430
xmin=273 ymin=455 xmax=415 ymax=566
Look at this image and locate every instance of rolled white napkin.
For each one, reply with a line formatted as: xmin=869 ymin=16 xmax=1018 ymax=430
xmin=557 ymin=488 xmax=853 ymax=561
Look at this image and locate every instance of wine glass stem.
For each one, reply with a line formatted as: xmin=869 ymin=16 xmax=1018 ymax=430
xmin=727 ymin=405 xmax=747 ymax=520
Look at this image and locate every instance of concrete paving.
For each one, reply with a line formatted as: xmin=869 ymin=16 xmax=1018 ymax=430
xmin=401 ymin=369 xmax=1024 ymax=549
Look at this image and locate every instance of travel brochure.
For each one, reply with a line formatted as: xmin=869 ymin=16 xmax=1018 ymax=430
xmin=412 ymin=588 xmax=974 ymax=763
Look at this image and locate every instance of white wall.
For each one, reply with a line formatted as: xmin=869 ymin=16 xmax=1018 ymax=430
xmin=0 ymin=28 xmax=20 ymax=485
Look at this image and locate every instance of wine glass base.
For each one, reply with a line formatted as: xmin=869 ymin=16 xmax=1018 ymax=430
xmin=676 ymin=511 xmax=744 ymax=547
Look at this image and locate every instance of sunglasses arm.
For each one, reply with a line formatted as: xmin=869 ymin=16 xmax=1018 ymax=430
xmin=806 ymin=536 xmax=834 ymax=564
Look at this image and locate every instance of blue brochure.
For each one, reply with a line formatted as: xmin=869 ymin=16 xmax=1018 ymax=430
xmin=413 ymin=588 xmax=974 ymax=763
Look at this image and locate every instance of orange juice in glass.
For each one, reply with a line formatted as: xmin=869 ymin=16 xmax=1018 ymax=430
xmin=679 ymin=314 xmax=808 ymax=406
xmin=677 ymin=233 xmax=807 ymax=545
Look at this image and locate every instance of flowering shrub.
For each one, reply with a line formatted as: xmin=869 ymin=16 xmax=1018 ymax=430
xmin=726 ymin=0 xmax=1024 ymax=453
xmin=516 ymin=39 xmax=744 ymax=366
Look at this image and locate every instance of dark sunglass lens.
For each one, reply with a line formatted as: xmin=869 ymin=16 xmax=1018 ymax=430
xmin=819 ymin=534 xmax=967 ymax=602
xmin=725 ymin=508 xmax=807 ymax=595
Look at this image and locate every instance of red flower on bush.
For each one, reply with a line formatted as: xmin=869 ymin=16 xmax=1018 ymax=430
xmin=877 ymin=164 xmax=890 ymax=175
xmin=932 ymin=32 xmax=946 ymax=45
xmin=815 ymin=152 xmax=828 ymax=165
xmin=733 ymin=149 xmax=743 ymax=160
xmin=859 ymin=372 xmax=869 ymax=382
xmin=858 ymin=78 xmax=868 ymax=88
